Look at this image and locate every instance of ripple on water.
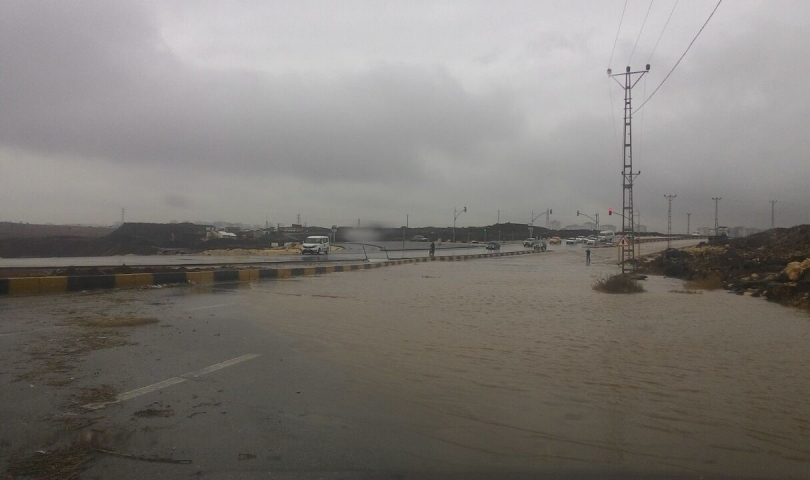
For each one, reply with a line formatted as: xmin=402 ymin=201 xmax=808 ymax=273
xmin=245 ymin=248 xmax=810 ymax=478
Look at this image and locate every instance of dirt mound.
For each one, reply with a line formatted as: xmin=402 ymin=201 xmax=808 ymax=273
xmin=0 ymin=236 xmax=157 ymax=258
xmin=639 ymin=225 xmax=810 ymax=311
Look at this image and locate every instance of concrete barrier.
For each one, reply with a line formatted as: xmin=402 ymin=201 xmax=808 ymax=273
xmin=0 ymin=250 xmax=541 ymax=297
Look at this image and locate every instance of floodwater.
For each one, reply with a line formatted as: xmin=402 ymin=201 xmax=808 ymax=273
xmin=237 ymin=241 xmax=810 ymax=478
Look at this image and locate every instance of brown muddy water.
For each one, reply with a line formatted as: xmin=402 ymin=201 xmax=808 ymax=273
xmin=239 ymin=242 xmax=810 ymax=478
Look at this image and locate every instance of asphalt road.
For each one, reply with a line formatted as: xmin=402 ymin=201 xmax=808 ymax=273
xmin=0 ymin=241 xmax=514 ymax=270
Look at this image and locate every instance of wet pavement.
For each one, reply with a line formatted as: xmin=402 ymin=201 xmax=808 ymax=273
xmin=1 ymin=240 xmax=809 ymax=479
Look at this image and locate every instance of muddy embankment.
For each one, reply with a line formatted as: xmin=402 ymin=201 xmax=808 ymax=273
xmin=638 ymin=225 xmax=810 ymax=311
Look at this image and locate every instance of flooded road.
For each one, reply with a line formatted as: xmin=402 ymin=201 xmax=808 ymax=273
xmin=236 ymin=242 xmax=810 ymax=478
xmin=2 ymin=240 xmax=808 ymax=478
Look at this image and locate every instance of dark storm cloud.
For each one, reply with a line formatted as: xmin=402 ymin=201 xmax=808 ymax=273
xmin=0 ymin=1 xmax=524 ymax=186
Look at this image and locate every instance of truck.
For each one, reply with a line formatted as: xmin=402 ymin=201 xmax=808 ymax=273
xmin=598 ymin=230 xmax=615 ymax=243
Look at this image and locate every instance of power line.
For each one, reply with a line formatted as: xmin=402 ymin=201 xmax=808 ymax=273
xmin=607 ymin=78 xmax=623 ymax=162
xmin=629 ymin=0 xmax=655 ymax=64
xmin=633 ymin=0 xmax=723 ymax=114
xmin=608 ymin=0 xmax=628 ymax=69
xmin=648 ymin=0 xmax=679 ymax=63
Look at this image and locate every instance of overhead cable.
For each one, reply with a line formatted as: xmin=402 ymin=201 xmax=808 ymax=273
xmin=608 ymin=0 xmax=628 ymax=69
xmin=633 ymin=0 xmax=723 ymax=114
xmin=648 ymin=0 xmax=680 ymax=63
xmin=628 ymin=0 xmax=655 ymax=64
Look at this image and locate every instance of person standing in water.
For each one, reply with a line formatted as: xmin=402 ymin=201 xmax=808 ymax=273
xmin=585 ymin=247 xmax=591 ymax=266
xmin=429 ymin=241 xmax=436 ymax=258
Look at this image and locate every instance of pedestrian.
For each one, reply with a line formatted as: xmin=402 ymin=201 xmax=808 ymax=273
xmin=585 ymin=248 xmax=591 ymax=266
xmin=429 ymin=241 xmax=435 ymax=258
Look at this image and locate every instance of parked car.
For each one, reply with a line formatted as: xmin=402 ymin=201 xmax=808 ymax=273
xmin=586 ymin=239 xmax=596 ymax=246
xmin=410 ymin=235 xmax=429 ymax=242
xmin=549 ymin=236 xmax=562 ymax=245
xmin=301 ymin=235 xmax=330 ymax=254
xmin=565 ymin=238 xmax=577 ymax=245
xmin=523 ymin=237 xmax=536 ymax=247
xmin=485 ymin=241 xmax=501 ymax=251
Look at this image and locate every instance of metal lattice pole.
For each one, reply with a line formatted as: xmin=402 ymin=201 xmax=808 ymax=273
xmin=770 ymin=200 xmax=777 ymax=229
xmin=665 ymin=194 xmax=676 ymax=249
xmin=712 ymin=197 xmax=722 ymax=235
xmin=609 ymin=65 xmax=649 ymax=273
xmin=687 ymin=213 xmax=691 ymax=236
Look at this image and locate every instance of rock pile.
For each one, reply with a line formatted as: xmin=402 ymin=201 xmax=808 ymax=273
xmin=639 ymin=225 xmax=810 ymax=310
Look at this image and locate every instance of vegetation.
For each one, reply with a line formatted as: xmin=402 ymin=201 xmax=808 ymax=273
xmin=684 ymin=274 xmax=725 ymax=290
xmin=592 ymin=274 xmax=645 ymax=294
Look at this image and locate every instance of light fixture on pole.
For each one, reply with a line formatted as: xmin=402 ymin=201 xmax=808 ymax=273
xmin=453 ymin=206 xmax=467 ymax=243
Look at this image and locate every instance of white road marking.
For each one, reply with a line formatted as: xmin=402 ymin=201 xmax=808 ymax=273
xmin=83 ymin=353 xmax=260 ymax=410
xmin=185 ymin=353 xmax=261 ymax=378
xmin=185 ymin=303 xmax=233 ymax=311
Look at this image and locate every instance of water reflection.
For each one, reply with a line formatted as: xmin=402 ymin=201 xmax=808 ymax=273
xmin=241 ymin=244 xmax=810 ymax=478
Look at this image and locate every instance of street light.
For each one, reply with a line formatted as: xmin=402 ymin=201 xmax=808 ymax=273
xmin=453 ymin=206 xmax=467 ymax=243
xmin=529 ymin=208 xmax=552 ymax=238
xmin=576 ymin=211 xmax=599 ymax=232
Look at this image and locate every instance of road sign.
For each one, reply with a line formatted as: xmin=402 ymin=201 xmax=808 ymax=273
xmin=617 ymin=235 xmax=629 ymax=246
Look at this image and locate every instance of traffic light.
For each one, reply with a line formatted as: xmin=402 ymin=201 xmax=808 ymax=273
xmin=608 ymin=207 xmax=613 ymax=216
xmin=483 ymin=228 xmax=487 ymax=233
xmin=576 ymin=210 xmax=580 ymax=216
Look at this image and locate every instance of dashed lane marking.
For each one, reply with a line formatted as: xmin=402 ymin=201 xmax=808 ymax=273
xmin=185 ymin=303 xmax=234 ymax=311
xmin=83 ymin=353 xmax=261 ymax=410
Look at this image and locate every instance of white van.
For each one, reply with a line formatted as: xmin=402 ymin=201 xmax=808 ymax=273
xmin=301 ymin=235 xmax=330 ymax=255
xmin=598 ymin=230 xmax=615 ymax=242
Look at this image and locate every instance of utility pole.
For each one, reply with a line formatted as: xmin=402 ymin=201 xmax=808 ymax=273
xmin=497 ymin=210 xmax=500 ymax=241
xmin=770 ymin=200 xmax=777 ymax=229
xmin=609 ymin=64 xmax=650 ymax=274
xmin=712 ymin=197 xmax=722 ymax=235
xmin=297 ymin=213 xmax=301 ymax=225
xmin=687 ymin=213 xmax=691 ymax=236
xmin=664 ymin=194 xmax=676 ymax=249
xmin=453 ymin=206 xmax=466 ymax=243
xmin=530 ymin=209 xmax=552 ymax=239
xmin=121 ymin=208 xmax=125 ymax=225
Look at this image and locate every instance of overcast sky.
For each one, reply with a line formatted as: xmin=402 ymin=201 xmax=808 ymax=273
xmin=1 ymin=0 xmax=808 ymax=232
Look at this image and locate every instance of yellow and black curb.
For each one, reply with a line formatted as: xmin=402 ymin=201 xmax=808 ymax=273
xmin=0 ymin=250 xmax=539 ymax=297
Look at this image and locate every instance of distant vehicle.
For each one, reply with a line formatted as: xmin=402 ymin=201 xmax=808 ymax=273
xmin=532 ymin=239 xmax=547 ymax=251
xmin=598 ymin=230 xmax=615 ymax=242
xmin=485 ymin=241 xmax=501 ymax=251
xmin=410 ymin=235 xmax=429 ymax=242
xmin=549 ymin=236 xmax=562 ymax=245
xmin=301 ymin=235 xmax=330 ymax=254
xmin=523 ymin=238 xmax=536 ymax=247
xmin=576 ymin=236 xmax=587 ymax=244
xmin=565 ymin=238 xmax=577 ymax=245
xmin=586 ymin=239 xmax=596 ymax=246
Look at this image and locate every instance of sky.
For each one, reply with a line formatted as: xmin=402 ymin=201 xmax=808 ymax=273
xmin=1 ymin=0 xmax=808 ymax=233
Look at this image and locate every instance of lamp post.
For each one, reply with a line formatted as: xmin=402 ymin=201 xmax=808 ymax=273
xmin=453 ymin=206 xmax=467 ymax=243
xmin=529 ymin=209 xmax=552 ymax=238
xmin=576 ymin=211 xmax=600 ymax=232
